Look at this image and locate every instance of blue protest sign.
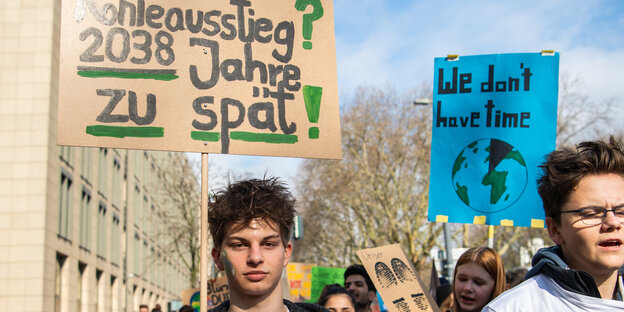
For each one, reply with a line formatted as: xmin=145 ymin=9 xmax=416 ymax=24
xmin=428 ymin=52 xmax=559 ymax=227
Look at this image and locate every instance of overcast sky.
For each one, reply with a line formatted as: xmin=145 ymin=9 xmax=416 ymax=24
xmin=205 ymin=0 xmax=624 ymax=191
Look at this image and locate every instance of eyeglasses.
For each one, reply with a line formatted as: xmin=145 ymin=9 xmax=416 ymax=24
xmin=560 ymin=206 xmax=624 ymax=225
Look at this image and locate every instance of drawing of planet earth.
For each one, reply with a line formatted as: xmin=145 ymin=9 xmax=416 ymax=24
xmin=452 ymin=138 xmax=527 ymax=213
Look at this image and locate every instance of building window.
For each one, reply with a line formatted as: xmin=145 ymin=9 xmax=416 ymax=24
xmin=143 ymin=152 xmax=149 ymax=187
xmin=111 ymin=157 xmax=122 ymax=208
xmin=96 ymin=269 xmax=103 ymax=312
xmin=134 ymin=185 xmax=141 ymax=227
xmin=143 ymin=241 xmax=149 ymax=280
xmin=81 ymin=147 xmax=92 ymax=181
xmin=58 ymin=172 xmax=73 ymax=240
xmin=79 ymin=188 xmax=91 ymax=249
xmin=98 ymin=148 xmax=108 ymax=198
xmin=149 ymin=247 xmax=155 ymax=284
xmin=60 ymin=146 xmax=72 ymax=165
xmin=142 ymin=196 xmax=148 ymax=233
xmin=96 ymin=202 xmax=107 ymax=259
xmin=111 ymin=213 xmax=120 ymax=265
xmin=133 ymin=233 xmax=141 ymax=276
xmin=77 ymin=262 xmax=86 ymax=312
xmin=111 ymin=275 xmax=118 ymax=312
xmin=55 ymin=253 xmax=67 ymax=312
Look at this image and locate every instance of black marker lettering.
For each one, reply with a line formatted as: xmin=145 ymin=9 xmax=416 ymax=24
xmin=192 ymin=96 xmax=217 ymax=130
xmin=185 ymin=9 xmax=204 ymax=33
xmin=269 ymin=82 xmax=296 ymax=134
xmin=220 ymin=98 xmax=245 ymax=154
xmin=164 ymin=7 xmax=185 ymax=32
xmin=145 ymin=5 xmax=164 ymax=29
xmin=96 ymin=89 xmax=128 ymax=123
xmin=248 ymin=102 xmax=277 ymax=132
xmin=189 ymin=38 xmax=219 ymax=89
xmin=128 ymin=91 xmax=156 ymax=125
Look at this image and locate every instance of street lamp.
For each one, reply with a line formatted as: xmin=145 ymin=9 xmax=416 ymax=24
xmin=412 ymin=97 xmax=454 ymax=280
xmin=413 ymin=98 xmax=432 ymax=106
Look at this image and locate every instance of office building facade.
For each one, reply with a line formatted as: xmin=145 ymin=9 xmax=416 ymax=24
xmin=0 ymin=1 xmax=191 ymax=311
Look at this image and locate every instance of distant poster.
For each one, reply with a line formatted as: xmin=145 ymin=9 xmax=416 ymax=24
xmin=287 ymin=262 xmax=314 ymax=302
xmin=428 ymin=52 xmax=559 ymax=227
xmin=309 ymin=266 xmax=346 ymax=303
xmin=58 ymin=0 xmax=341 ymax=159
xmin=181 ymin=277 xmax=229 ymax=311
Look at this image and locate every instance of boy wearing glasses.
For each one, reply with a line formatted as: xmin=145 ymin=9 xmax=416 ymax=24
xmin=485 ymin=137 xmax=624 ymax=311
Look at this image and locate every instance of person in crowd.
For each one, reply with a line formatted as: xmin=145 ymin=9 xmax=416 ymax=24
xmin=207 ymin=177 xmax=327 ymax=312
xmin=504 ymin=267 xmax=528 ymax=289
xmin=178 ymin=305 xmax=194 ymax=312
xmin=317 ymin=284 xmax=357 ymax=312
xmin=451 ymin=247 xmax=505 ymax=312
xmin=484 ymin=137 xmax=624 ymax=311
xmin=139 ymin=304 xmax=149 ymax=312
xmin=435 ymin=282 xmax=452 ymax=308
xmin=344 ymin=264 xmax=376 ymax=312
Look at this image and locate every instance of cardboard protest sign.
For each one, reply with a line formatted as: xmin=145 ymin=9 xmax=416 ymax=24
xmin=287 ymin=262 xmax=314 ymax=302
xmin=181 ymin=277 xmax=229 ymax=311
xmin=58 ymin=0 xmax=341 ymax=159
xmin=357 ymin=244 xmax=439 ymax=312
xmin=309 ymin=266 xmax=346 ymax=303
xmin=428 ymin=52 xmax=559 ymax=227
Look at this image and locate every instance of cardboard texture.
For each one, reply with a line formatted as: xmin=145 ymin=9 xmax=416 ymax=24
xmin=181 ymin=277 xmax=229 ymax=310
xmin=357 ymin=244 xmax=440 ymax=312
xmin=287 ymin=262 xmax=314 ymax=302
xmin=58 ymin=0 xmax=341 ymax=159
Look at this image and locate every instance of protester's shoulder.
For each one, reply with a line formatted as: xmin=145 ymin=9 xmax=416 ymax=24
xmin=207 ymin=300 xmax=229 ymax=312
xmin=483 ymin=275 xmax=547 ymax=311
xmin=284 ymin=299 xmax=329 ymax=312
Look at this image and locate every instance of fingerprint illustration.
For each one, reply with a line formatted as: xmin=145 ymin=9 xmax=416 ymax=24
xmin=411 ymin=293 xmax=428 ymax=311
xmin=374 ymin=261 xmax=397 ymax=288
xmin=391 ymin=258 xmax=415 ymax=282
xmin=392 ymin=298 xmax=411 ymax=312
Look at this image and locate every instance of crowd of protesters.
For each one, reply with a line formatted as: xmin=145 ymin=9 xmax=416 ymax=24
xmin=165 ymin=137 xmax=624 ymax=312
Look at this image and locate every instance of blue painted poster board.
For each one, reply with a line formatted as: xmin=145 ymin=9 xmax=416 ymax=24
xmin=428 ymin=52 xmax=559 ymax=227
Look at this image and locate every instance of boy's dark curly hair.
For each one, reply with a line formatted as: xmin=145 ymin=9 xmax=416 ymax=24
xmin=208 ymin=177 xmax=296 ymax=248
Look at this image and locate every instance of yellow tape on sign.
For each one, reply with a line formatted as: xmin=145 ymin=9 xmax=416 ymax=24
xmin=531 ymin=219 xmax=545 ymax=228
xmin=500 ymin=220 xmax=514 ymax=226
xmin=473 ymin=216 xmax=486 ymax=224
xmin=436 ymin=215 xmax=449 ymax=222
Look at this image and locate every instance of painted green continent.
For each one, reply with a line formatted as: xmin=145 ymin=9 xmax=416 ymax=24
xmin=455 ymin=183 xmax=469 ymax=206
xmin=481 ymin=170 xmax=508 ymax=204
xmin=452 ymin=150 xmax=466 ymax=178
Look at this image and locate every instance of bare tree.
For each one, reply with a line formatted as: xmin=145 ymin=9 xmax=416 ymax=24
xmin=292 ymin=85 xmax=441 ymax=270
xmin=152 ymin=152 xmax=202 ymax=287
xmin=556 ymin=73 xmax=616 ymax=146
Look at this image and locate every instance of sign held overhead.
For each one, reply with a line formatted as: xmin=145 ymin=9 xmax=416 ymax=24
xmin=58 ymin=0 xmax=341 ymax=159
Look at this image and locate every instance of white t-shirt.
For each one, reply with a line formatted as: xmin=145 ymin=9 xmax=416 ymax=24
xmin=483 ymin=274 xmax=624 ymax=311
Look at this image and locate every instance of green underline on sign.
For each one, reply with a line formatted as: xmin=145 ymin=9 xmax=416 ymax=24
xmin=77 ymin=66 xmax=178 ymax=81
xmin=190 ymin=131 xmax=220 ymax=142
xmin=86 ymin=125 xmax=164 ymax=138
xmin=230 ymin=131 xmax=298 ymax=144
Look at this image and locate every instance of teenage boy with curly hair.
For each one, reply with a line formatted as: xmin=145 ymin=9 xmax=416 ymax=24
xmin=208 ymin=177 xmax=327 ymax=312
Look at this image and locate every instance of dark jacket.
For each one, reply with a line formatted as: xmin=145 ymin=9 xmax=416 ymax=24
xmin=208 ymin=299 xmax=328 ymax=312
xmin=527 ymin=245 xmax=623 ymax=300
